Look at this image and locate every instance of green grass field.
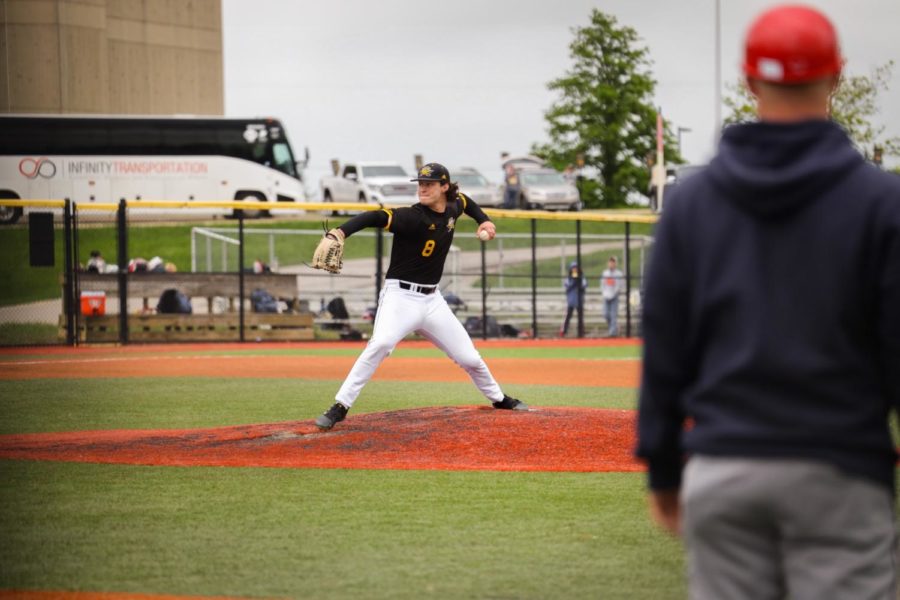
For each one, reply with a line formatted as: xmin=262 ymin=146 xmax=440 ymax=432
xmin=0 ymin=343 xmax=687 ymax=599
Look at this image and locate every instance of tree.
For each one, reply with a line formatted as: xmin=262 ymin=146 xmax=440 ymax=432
xmin=723 ymin=60 xmax=899 ymax=164
xmin=532 ymin=10 xmax=683 ymax=208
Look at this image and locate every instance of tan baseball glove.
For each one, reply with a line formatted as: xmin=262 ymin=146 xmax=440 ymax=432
xmin=312 ymin=228 xmax=345 ymax=274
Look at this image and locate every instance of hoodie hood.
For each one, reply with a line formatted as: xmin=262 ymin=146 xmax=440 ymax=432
xmin=708 ymin=120 xmax=863 ymax=218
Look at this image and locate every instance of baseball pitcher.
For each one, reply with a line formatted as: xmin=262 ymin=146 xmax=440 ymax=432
xmin=311 ymin=162 xmax=528 ymax=430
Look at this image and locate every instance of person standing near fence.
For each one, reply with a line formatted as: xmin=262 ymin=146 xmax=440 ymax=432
xmin=502 ymin=163 xmax=520 ymax=209
xmin=310 ymin=162 xmax=529 ymax=431
xmin=559 ymin=260 xmax=587 ymax=337
xmin=636 ymin=5 xmax=900 ymax=599
xmin=600 ymin=256 xmax=624 ymax=337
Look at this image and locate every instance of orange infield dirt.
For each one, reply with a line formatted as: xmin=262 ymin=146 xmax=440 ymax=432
xmin=0 ymin=340 xmax=644 ymax=472
xmin=0 ymin=406 xmax=643 ymax=472
xmin=0 ymin=340 xmax=640 ymax=388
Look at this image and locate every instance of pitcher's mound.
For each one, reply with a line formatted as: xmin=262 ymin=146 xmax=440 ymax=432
xmin=0 ymin=406 xmax=644 ymax=472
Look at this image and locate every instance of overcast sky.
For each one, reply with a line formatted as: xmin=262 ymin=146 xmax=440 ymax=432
xmin=222 ymin=0 xmax=900 ymax=197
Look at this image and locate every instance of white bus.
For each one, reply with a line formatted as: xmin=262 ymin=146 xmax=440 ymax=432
xmin=0 ymin=115 xmax=310 ymax=224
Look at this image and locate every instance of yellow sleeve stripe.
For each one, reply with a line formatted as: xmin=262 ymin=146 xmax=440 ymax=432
xmin=459 ymin=192 xmax=467 ymax=211
xmin=382 ymin=208 xmax=393 ymax=230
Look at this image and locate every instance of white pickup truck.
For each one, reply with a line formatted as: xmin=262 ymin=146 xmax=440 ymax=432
xmin=320 ymin=161 xmax=418 ymax=206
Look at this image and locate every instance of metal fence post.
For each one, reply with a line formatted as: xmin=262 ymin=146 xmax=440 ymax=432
xmin=71 ymin=201 xmax=81 ymax=344
xmin=531 ymin=218 xmax=538 ymax=339
xmin=116 ymin=199 xmax=128 ymax=344
xmin=576 ymin=219 xmax=584 ymax=338
xmin=63 ymin=199 xmax=76 ymax=345
xmin=238 ymin=212 xmax=245 ymax=342
xmin=625 ymin=221 xmax=632 ymax=338
xmin=480 ymin=238 xmax=488 ymax=340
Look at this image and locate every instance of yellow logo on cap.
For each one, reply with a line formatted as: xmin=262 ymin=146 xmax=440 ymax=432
xmin=419 ymin=165 xmax=433 ymax=177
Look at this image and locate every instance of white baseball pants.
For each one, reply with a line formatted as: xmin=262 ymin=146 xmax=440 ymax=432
xmin=335 ymin=279 xmax=504 ymax=408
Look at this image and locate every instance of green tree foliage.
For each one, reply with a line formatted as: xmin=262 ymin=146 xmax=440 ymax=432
xmin=724 ymin=61 xmax=899 ymax=164
xmin=532 ymin=10 xmax=683 ymax=208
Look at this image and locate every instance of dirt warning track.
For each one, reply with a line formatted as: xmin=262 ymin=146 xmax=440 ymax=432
xmin=0 ymin=406 xmax=643 ymax=472
xmin=0 ymin=355 xmax=639 ymax=388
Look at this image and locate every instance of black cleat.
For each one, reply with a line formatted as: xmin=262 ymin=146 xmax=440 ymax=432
xmin=315 ymin=402 xmax=349 ymax=430
xmin=492 ymin=395 xmax=529 ymax=411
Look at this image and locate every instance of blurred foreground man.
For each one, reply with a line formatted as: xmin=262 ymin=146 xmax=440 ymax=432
xmin=636 ymin=5 xmax=900 ymax=599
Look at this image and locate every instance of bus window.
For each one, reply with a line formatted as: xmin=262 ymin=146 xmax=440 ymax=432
xmin=251 ymin=142 xmax=266 ymax=163
xmin=271 ymin=142 xmax=296 ymax=177
xmin=212 ymin=126 xmax=260 ymax=163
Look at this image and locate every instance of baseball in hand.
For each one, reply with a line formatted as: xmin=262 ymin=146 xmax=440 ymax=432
xmin=478 ymin=229 xmax=491 ymax=241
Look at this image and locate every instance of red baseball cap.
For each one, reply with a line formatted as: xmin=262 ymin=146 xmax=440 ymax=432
xmin=743 ymin=5 xmax=842 ymax=84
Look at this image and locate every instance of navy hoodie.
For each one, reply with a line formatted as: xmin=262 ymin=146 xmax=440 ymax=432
xmin=636 ymin=120 xmax=900 ymax=492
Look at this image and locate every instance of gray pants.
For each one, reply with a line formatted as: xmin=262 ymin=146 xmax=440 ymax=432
xmin=682 ymin=455 xmax=897 ymax=600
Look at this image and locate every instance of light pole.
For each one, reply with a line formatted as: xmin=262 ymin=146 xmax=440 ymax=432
xmin=677 ymin=127 xmax=692 ymax=155
xmin=714 ymin=0 xmax=722 ymax=143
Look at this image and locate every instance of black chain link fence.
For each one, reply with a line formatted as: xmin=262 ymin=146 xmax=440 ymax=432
xmin=0 ymin=202 xmax=653 ymax=346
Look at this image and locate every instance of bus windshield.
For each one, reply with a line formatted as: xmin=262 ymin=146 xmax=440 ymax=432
xmin=270 ymin=141 xmax=297 ymax=177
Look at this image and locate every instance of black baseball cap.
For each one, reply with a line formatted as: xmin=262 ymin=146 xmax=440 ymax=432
xmin=410 ymin=162 xmax=450 ymax=182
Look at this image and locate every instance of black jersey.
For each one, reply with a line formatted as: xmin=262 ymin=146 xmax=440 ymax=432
xmin=338 ymin=193 xmax=489 ymax=285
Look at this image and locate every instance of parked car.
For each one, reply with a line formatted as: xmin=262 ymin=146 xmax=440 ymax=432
xmin=502 ymin=155 xmax=545 ymax=171
xmin=514 ymin=168 xmax=581 ymax=211
xmin=320 ymin=161 xmax=418 ymax=206
xmin=501 ymin=156 xmax=580 ymax=211
xmin=453 ymin=167 xmax=502 ymax=207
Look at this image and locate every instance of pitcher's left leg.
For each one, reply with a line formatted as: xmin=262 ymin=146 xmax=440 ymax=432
xmin=419 ymin=296 xmax=503 ymax=402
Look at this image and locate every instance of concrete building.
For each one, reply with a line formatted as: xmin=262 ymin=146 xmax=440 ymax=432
xmin=0 ymin=0 xmax=223 ymax=115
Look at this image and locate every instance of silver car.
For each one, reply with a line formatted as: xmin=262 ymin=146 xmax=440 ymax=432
xmin=514 ymin=167 xmax=581 ymax=211
xmin=453 ymin=167 xmax=503 ymax=207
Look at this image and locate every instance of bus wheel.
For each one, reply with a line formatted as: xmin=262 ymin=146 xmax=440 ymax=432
xmin=0 ymin=193 xmax=22 ymax=225
xmin=232 ymin=192 xmax=267 ymax=219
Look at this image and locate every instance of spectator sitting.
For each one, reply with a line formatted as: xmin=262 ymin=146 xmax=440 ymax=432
xmin=253 ymin=258 xmax=272 ymax=273
xmin=85 ymin=250 xmax=106 ymax=273
xmin=127 ymin=257 xmax=148 ymax=273
xmin=148 ymin=256 xmax=166 ymax=272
